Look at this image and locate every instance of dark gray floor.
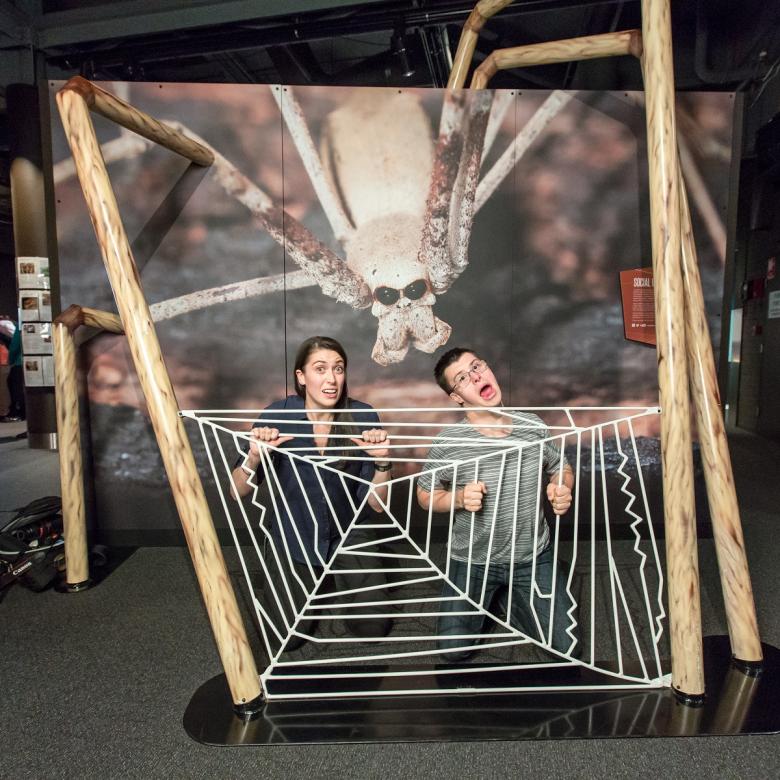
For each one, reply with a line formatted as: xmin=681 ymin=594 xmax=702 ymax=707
xmin=1 ymin=423 xmax=778 ymax=778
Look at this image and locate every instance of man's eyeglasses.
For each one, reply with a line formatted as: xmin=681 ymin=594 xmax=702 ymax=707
xmin=451 ymin=359 xmax=488 ymax=392
xmin=373 ymin=279 xmax=430 ymax=306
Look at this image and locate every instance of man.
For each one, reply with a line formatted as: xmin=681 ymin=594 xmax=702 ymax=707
xmin=417 ymin=347 xmax=579 ymax=661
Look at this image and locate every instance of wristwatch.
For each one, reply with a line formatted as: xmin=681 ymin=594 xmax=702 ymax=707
xmin=374 ymin=461 xmax=392 ymax=472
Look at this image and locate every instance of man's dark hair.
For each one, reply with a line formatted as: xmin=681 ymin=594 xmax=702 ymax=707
xmin=434 ymin=347 xmax=476 ymax=394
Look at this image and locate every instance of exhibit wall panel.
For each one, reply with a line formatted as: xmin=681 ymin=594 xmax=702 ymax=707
xmin=48 ymin=82 xmax=734 ymax=539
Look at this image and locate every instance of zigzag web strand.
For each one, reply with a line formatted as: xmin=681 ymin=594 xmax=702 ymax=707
xmin=228 ymin=435 xmax=306 ymax=636
xmin=200 ymin=422 xmax=285 ymax=657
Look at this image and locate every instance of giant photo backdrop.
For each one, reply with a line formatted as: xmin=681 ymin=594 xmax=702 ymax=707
xmin=49 ymin=82 xmax=734 ymax=537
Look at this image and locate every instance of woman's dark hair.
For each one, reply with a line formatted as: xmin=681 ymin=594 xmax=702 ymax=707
xmin=292 ymin=335 xmax=356 ymax=462
xmin=293 ymin=335 xmax=350 ymax=407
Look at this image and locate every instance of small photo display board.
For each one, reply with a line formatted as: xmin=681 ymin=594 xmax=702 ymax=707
xmin=17 ymin=256 xmax=50 ymax=290
xmin=17 ymin=256 xmax=54 ymax=386
xmin=23 ymin=356 xmax=54 ymax=387
xmin=768 ymin=290 xmax=780 ymax=320
xmin=21 ymin=322 xmax=53 ymax=355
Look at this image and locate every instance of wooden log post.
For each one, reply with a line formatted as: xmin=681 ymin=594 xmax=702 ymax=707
xmin=63 ymin=77 xmax=213 ymax=166
xmin=81 ymin=306 xmax=124 ymax=333
xmin=641 ymin=0 xmax=704 ymax=701
xmin=470 ymin=30 xmax=643 ymax=89
xmin=52 ymin=305 xmax=125 ymax=590
xmin=448 ymin=0 xmax=514 ymax=88
xmin=679 ymin=173 xmax=762 ymax=666
xmin=56 ymin=80 xmax=262 ymax=711
xmin=52 ymin=306 xmax=90 ymax=590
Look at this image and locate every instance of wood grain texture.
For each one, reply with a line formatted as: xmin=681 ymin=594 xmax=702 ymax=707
xmin=56 ymin=85 xmax=261 ymax=705
xmin=447 ymin=0 xmax=514 ymax=88
xmin=641 ymin=0 xmax=703 ymax=696
xmin=471 ymin=30 xmax=642 ymax=89
xmin=61 ymin=77 xmax=213 ymax=166
xmin=679 ymin=173 xmax=762 ymax=663
xmin=53 ymin=321 xmax=89 ymax=585
xmin=81 ymin=307 xmax=124 ymax=334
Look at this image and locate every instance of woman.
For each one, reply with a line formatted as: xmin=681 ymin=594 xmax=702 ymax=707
xmin=232 ymin=336 xmax=393 ymax=651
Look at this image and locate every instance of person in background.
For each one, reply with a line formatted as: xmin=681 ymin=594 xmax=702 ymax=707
xmin=0 ymin=317 xmax=24 ymax=422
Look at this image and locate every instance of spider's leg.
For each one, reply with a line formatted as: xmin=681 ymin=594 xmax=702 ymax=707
xmin=449 ymin=90 xmax=493 ymax=279
xmin=482 ymin=89 xmax=514 ymax=161
xmin=420 ymin=90 xmax=492 ymax=295
xmin=475 ymin=91 xmax=573 ymax=213
xmin=271 ymin=85 xmax=355 ymax=245
xmin=166 ymin=122 xmax=371 ymax=309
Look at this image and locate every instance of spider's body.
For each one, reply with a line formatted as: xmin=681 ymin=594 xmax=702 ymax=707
xmin=323 ymin=92 xmax=451 ymax=364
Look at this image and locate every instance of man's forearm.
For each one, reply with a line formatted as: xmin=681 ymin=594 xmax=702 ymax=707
xmin=417 ymin=486 xmax=462 ymax=513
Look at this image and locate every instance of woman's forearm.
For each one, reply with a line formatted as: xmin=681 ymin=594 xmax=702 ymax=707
xmin=367 ymin=462 xmax=392 ymax=511
xmin=231 ymin=455 xmax=259 ymax=500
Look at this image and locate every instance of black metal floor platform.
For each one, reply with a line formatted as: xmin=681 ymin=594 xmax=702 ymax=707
xmin=183 ymin=636 xmax=780 ymax=745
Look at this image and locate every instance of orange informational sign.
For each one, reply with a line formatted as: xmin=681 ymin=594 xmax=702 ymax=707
xmin=619 ymin=267 xmax=656 ymax=346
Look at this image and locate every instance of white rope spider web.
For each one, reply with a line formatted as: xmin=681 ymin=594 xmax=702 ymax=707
xmin=185 ymin=405 xmax=668 ymax=699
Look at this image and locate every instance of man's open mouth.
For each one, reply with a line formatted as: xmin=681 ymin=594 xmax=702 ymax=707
xmin=479 ymin=383 xmax=495 ymax=400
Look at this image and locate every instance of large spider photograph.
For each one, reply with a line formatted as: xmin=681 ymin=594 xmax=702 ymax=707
xmin=50 ymin=81 xmax=733 ymax=530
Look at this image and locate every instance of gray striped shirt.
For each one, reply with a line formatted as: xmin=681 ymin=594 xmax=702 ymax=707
xmin=418 ymin=413 xmax=567 ymax=565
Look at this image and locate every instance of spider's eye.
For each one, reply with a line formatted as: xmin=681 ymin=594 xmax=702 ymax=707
xmin=404 ymin=279 xmax=429 ymax=301
xmin=374 ymin=286 xmax=400 ymax=306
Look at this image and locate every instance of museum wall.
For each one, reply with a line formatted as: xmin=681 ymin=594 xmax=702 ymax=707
xmin=48 ymin=82 xmax=734 ymax=542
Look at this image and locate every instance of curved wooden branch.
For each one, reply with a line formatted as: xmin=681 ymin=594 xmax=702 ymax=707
xmin=53 ymin=319 xmax=89 ymax=587
xmin=60 ymin=77 xmax=213 ymax=166
xmin=448 ymin=0 xmax=514 ymax=89
xmin=471 ymin=30 xmax=643 ymax=89
xmin=679 ymin=170 xmax=761 ymax=663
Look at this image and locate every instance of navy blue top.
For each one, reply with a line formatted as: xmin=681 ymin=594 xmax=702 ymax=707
xmin=240 ymin=395 xmax=380 ymax=567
